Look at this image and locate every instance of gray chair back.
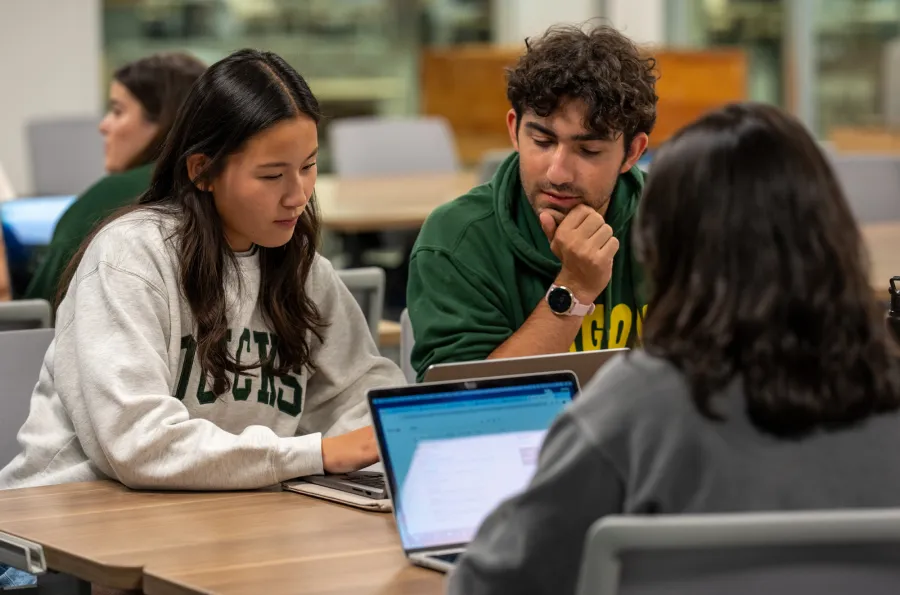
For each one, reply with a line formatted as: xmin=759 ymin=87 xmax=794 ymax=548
xmin=399 ymin=308 xmax=415 ymax=383
xmin=0 ymin=328 xmax=54 ymax=469
xmin=830 ymin=155 xmax=900 ymax=223
xmin=336 ymin=267 xmax=385 ymax=345
xmin=328 ymin=116 xmax=459 ymax=177
xmin=577 ymin=510 xmax=900 ymax=595
xmin=27 ymin=117 xmax=105 ymax=195
xmin=0 ymin=299 xmax=52 ymax=331
xmin=478 ymin=149 xmax=513 ymax=185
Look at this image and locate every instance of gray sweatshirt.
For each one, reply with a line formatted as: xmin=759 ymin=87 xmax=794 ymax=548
xmin=0 ymin=211 xmax=405 ymax=491
xmin=448 ymin=350 xmax=900 ymax=595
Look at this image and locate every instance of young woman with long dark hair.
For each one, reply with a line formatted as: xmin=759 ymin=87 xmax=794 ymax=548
xmin=1 ymin=49 xmax=403 ymax=495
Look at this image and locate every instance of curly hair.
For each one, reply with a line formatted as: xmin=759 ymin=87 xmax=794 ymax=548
xmin=506 ymin=23 xmax=658 ymax=146
xmin=637 ymin=103 xmax=900 ymax=438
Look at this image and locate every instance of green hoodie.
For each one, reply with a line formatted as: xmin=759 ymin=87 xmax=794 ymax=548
xmin=407 ymin=152 xmax=646 ymax=381
xmin=24 ymin=163 xmax=154 ymax=304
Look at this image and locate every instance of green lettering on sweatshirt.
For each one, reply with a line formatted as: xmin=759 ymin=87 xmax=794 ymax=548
xmin=232 ymin=328 xmax=253 ymax=401
xmin=196 ymin=330 xmax=231 ymax=405
xmin=174 ymin=335 xmax=197 ymax=401
xmin=172 ymin=329 xmax=303 ymax=417
xmin=276 ymin=374 xmax=303 ymax=416
xmin=253 ymin=331 xmax=277 ymax=405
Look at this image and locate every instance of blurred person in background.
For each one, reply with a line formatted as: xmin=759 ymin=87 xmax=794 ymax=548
xmin=0 ymin=161 xmax=14 ymax=301
xmin=24 ymin=52 xmax=206 ymax=305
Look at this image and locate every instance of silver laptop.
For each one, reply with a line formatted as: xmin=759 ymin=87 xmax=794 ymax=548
xmin=300 ymin=468 xmax=386 ymax=499
xmin=368 ymin=371 xmax=579 ymax=572
xmin=423 ymin=348 xmax=627 ymax=387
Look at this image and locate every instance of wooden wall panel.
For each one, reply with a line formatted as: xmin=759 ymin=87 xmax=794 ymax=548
xmin=420 ymin=45 xmax=749 ymax=163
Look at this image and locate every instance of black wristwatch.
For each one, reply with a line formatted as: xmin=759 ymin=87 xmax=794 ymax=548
xmin=545 ymin=284 xmax=595 ymax=317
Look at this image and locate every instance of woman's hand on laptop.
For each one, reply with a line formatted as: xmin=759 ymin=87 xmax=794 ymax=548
xmin=321 ymin=426 xmax=380 ymax=474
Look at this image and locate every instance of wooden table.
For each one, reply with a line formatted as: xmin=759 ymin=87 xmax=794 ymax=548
xmin=0 ymin=481 xmax=442 ymax=595
xmin=315 ymin=171 xmax=478 ymax=233
xmin=862 ymin=221 xmax=900 ymax=296
xmin=378 ymin=319 xmax=401 ymax=348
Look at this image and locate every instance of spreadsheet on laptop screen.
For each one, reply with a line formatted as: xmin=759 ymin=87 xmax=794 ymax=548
xmin=371 ymin=380 xmax=575 ymax=550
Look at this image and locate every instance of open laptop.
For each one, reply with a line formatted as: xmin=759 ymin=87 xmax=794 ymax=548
xmin=0 ymin=195 xmax=76 ymax=297
xmin=368 ymin=371 xmax=579 ymax=572
xmin=423 ymin=348 xmax=627 ymax=388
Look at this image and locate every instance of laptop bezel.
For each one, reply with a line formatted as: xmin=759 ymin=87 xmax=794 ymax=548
xmin=422 ymin=348 xmax=628 ymax=386
xmin=367 ymin=370 xmax=579 ymax=556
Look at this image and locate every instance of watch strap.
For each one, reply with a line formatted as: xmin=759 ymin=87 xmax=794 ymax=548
xmin=569 ymin=300 xmax=595 ymax=317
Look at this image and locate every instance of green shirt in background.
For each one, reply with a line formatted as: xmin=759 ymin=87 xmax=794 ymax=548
xmin=24 ymin=163 xmax=154 ymax=304
xmin=407 ymin=152 xmax=647 ymax=382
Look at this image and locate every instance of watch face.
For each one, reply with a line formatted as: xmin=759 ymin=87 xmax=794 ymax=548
xmin=547 ymin=287 xmax=573 ymax=314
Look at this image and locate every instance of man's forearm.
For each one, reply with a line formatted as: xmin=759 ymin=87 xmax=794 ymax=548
xmin=488 ymin=300 xmax=583 ymax=360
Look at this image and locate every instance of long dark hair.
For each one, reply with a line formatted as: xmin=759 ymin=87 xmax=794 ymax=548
xmin=636 ymin=102 xmax=900 ymax=437
xmin=65 ymin=49 xmax=325 ymax=394
xmin=113 ymin=53 xmax=207 ymax=170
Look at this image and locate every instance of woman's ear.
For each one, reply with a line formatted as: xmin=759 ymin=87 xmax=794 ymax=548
xmin=186 ymin=154 xmax=213 ymax=193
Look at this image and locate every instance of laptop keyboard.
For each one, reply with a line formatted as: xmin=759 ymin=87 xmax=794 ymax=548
xmin=432 ymin=552 xmax=460 ymax=564
xmin=345 ymin=472 xmax=385 ymax=489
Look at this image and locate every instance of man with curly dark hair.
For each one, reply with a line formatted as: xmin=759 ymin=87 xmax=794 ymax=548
xmin=406 ymin=23 xmax=658 ymax=380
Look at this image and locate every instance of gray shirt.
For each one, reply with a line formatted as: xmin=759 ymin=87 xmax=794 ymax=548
xmin=447 ymin=350 xmax=900 ymax=595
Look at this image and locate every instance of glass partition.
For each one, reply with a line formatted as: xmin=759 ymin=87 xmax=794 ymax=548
xmin=102 ymin=0 xmax=491 ymax=171
xmin=816 ymin=0 xmax=900 ymax=136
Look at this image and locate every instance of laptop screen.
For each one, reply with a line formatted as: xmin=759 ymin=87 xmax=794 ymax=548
xmin=0 ymin=196 xmax=77 ymax=297
xmin=369 ymin=374 xmax=577 ymax=552
xmin=0 ymin=196 xmax=76 ymax=246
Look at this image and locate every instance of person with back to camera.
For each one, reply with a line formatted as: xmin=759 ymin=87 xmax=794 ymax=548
xmin=0 ymin=49 xmax=405 ymax=592
xmin=447 ymin=103 xmax=900 ymax=595
xmin=406 ymin=23 xmax=658 ymax=381
xmin=24 ymin=52 xmax=206 ymax=304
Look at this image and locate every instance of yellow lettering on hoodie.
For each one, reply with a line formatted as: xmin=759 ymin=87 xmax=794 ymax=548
xmin=608 ymin=303 xmax=633 ymax=348
xmin=572 ymin=305 xmax=605 ymax=352
xmin=636 ymin=304 xmax=648 ymax=341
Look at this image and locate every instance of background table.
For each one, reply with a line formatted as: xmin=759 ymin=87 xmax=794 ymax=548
xmin=862 ymin=221 xmax=900 ymax=296
xmin=315 ymin=171 xmax=478 ymax=233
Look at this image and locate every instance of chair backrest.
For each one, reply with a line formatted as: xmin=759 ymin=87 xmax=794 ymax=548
xmin=399 ymin=308 xmax=415 ymax=383
xmin=0 ymin=299 xmax=52 ymax=331
xmin=0 ymin=328 xmax=54 ymax=469
xmin=577 ymin=510 xmax=900 ymax=595
xmin=477 ymin=149 xmax=513 ymax=185
xmin=829 ymin=155 xmax=900 ymax=223
xmin=336 ymin=267 xmax=385 ymax=344
xmin=328 ymin=116 xmax=460 ymax=177
xmin=27 ymin=117 xmax=105 ymax=195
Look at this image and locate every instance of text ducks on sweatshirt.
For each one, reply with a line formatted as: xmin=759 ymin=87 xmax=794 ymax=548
xmin=0 ymin=211 xmax=405 ymax=490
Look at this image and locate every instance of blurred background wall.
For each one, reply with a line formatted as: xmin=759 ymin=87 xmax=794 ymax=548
xmin=0 ymin=0 xmax=102 ymax=195
xmin=4 ymin=0 xmax=900 ymax=193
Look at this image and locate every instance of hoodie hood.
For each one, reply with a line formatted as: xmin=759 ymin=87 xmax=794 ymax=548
xmin=493 ymin=151 xmax=644 ymax=282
